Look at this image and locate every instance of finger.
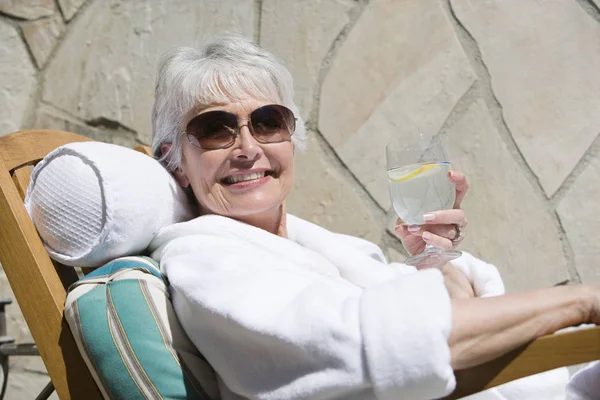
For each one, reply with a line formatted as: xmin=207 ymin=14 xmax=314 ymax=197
xmin=423 ymin=209 xmax=467 ymax=227
xmin=448 ymin=170 xmax=469 ymax=208
xmin=413 ymin=224 xmax=460 ymax=241
xmin=394 ymin=224 xmax=411 ymax=239
xmin=422 ymin=231 xmax=453 ymax=250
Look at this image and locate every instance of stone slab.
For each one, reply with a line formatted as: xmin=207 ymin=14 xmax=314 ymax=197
xmin=260 ymin=0 xmax=354 ymax=121
xmin=557 ymin=153 xmax=600 ymax=283
xmin=35 ymin=104 xmax=140 ymax=148
xmin=0 ymin=20 xmax=36 ymax=135
xmin=451 ymin=0 xmax=600 ymax=196
xmin=21 ymin=13 xmax=65 ymax=69
xmin=0 ymin=0 xmax=54 ymax=20
xmin=57 ymin=0 xmax=85 ymax=21
xmin=319 ymin=0 xmax=474 ymax=211
xmin=43 ymin=0 xmax=255 ymax=145
xmin=287 ymin=133 xmax=381 ymax=245
xmin=446 ymin=100 xmax=568 ymax=292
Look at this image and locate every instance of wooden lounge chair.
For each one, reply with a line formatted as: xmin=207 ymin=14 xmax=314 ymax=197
xmin=0 ymin=129 xmax=598 ymax=399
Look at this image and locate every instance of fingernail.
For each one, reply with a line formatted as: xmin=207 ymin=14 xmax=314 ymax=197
xmin=408 ymin=225 xmax=420 ymax=233
xmin=422 ymin=232 xmax=432 ymax=241
xmin=448 ymin=171 xmax=455 ymax=179
xmin=423 ymin=213 xmax=435 ymax=222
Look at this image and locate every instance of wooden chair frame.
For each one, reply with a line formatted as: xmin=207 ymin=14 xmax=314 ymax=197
xmin=0 ymin=129 xmax=599 ymax=399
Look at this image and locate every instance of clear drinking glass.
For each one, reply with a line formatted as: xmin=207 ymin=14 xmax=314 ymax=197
xmin=386 ymin=134 xmax=461 ymax=268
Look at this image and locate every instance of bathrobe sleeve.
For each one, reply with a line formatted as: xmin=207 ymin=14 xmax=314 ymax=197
xmin=159 ymin=234 xmax=455 ymax=400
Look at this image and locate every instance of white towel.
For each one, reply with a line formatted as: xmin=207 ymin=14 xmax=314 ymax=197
xmin=566 ymin=361 xmax=600 ymax=399
xmin=150 ymin=214 xmax=455 ymax=399
xmin=148 ymin=214 xmax=569 ymax=399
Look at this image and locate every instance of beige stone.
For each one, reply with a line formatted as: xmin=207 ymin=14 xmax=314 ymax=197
xmin=0 ymin=0 xmax=54 ymax=20
xmin=35 ymin=104 xmax=140 ymax=148
xmin=446 ymin=100 xmax=568 ymax=292
xmin=4 ymin=367 xmax=57 ymax=400
xmin=21 ymin=14 xmax=65 ymax=69
xmin=451 ymin=0 xmax=600 ymax=197
xmin=319 ymin=0 xmax=474 ymax=210
xmin=0 ymin=20 xmax=36 ymax=135
xmin=287 ymin=133 xmax=381 ymax=244
xmin=43 ymin=0 xmax=255 ymax=145
xmin=260 ymin=0 xmax=354 ymax=121
xmin=57 ymin=0 xmax=85 ymax=21
xmin=557 ymin=154 xmax=600 ymax=283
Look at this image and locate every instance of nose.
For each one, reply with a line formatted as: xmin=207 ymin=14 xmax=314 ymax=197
xmin=234 ymin=124 xmax=262 ymax=161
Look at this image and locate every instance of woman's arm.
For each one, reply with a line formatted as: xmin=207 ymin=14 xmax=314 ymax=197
xmin=449 ymin=285 xmax=594 ymax=369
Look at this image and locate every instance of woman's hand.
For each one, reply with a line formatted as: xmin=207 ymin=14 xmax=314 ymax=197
xmin=441 ymin=262 xmax=475 ymax=299
xmin=394 ymin=169 xmax=469 ymax=256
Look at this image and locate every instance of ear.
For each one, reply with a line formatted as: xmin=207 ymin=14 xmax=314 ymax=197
xmin=173 ymin=167 xmax=190 ymax=188
xmin=161 ymin=143 xmax=190 ymax=188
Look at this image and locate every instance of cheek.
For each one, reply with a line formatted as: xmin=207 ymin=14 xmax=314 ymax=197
xmin=278 ymin=150 xmax=295 ymax=189
xmin=181 ymin=149 xmax=220 ymax=191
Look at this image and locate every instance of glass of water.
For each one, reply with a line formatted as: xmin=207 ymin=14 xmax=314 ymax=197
xmin=386 ymin=134 xmax=461 ymax=268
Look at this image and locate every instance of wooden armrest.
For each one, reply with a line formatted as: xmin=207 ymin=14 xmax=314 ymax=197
xmin=444 ymin=325 xmax=600 ymax=399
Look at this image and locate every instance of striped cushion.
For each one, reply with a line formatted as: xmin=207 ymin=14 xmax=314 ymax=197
xmin=64 ymin=256 xmax=220 ymax=400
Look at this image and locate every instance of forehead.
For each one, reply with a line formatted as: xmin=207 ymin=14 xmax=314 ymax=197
xmin=192 ymin=96 xmax=277 ymax=116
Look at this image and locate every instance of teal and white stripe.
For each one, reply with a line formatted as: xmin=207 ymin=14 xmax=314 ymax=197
xmin=65 ymin=257 xmax=217 ymax=400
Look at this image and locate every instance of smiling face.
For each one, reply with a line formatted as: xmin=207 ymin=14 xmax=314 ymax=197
xmin=173 ymin=97 xmax=295 ymax=226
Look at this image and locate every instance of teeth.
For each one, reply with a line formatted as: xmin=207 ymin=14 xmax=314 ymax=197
xmin=225 ymin=171 xmax=266 ymax=184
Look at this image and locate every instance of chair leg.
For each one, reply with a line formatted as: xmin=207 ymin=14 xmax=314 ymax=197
xmin=0 ymin=299 xmax=42 ymax=400
xmin=0 ymin=299 xmax=10 ymax=400
xmin=0 ymin=355 xmax=8 ymax=400
xmin=34 ymin=381 xmax=54 ymax=400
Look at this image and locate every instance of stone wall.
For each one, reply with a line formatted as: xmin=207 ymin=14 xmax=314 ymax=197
xmin=1 ymin=0 xmax=599 ymax=397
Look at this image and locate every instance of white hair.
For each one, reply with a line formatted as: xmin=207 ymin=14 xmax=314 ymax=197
xmin=151 ymin=34 xmax=307 ymax=171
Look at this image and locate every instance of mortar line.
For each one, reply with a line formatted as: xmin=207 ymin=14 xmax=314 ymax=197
xmin=307 ymin=0 xmax=383 ymax=208
xmin=445 ymin=0 xmax=545 ymax=199
xmin=311 ymin=128 xmax=386 ymax=219
xmin=554 ymin=210 xmax=583 ymax=284
xmin=53 ymin=0 xmax=65 ymax=22
xmin=436 ymin=80 xmax=479 ymax=137
xmin=0 ymin=11 xmax=30 ymax=22
xmin=21 ymin=0 xmax=94 ymax=130
xmin=38 ymin=0 xmax=94 ymax=75
xmin=302 ymin=0 xmax=389 ymax=226
xmin=306 ymin=0 xmax=370 ymax=131
xmin=14 ymin=21 xmax=39 ymax=72
xmin=444 ymin=0 xmax=580 ymax=282
xmin=550 ymin=131 xmax=600 ymax=207
xmin=574 ymin=0 xmax=600 ymax=24
xmin=254 ymin=0 xmax=263 ymax=44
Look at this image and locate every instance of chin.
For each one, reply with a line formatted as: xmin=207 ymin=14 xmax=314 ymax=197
xmin=228 ymin=202 xmax=283 ymax=217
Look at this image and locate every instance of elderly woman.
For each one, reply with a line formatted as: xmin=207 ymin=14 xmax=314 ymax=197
xmin=148 ymin=35 xmax=598 ymax=400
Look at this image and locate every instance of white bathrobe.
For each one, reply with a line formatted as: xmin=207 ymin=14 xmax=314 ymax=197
xmin=149 ymin=214 xmax=568 ymax=400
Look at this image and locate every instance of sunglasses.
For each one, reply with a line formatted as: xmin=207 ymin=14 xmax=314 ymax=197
xmin=185 ymin=104 xmax=296 ymax=150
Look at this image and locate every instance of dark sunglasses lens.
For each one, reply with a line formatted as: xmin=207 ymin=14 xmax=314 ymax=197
xmin=186 ymin=111 xmax=237 ymax=149
xmin=250 ymin=105 xmax=295 ymax=143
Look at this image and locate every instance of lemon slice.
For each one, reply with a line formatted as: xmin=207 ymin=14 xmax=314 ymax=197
xmin=387 ymin=163 xmax=439 ymax=182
